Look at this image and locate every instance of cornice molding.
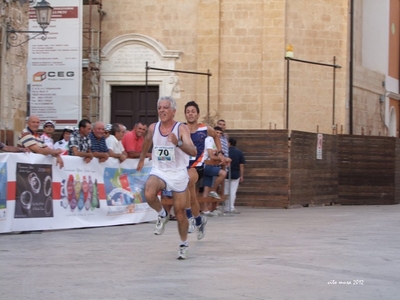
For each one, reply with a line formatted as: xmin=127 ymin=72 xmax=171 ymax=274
xmin=101 ymin=33 xmax=181 ymax=60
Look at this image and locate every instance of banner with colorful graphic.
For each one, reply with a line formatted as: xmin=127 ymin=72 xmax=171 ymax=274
xmin=0 ymin=153 xmax=156 ymax=233
xmin=27 ymin=0 xmax=82 ymax=128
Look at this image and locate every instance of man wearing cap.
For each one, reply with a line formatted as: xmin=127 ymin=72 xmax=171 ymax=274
xmin=122 ymin=122 xmax=151 ymax=159
xmin=40 ymin=120 xmax=55 ymax=149
xmin=68 ymin=119 xmax=93 ymax=163
xmin=89 ymin=121 xmax=109 ymax=163
xmin=104 ymin=124 xmax=112 ymax=139
xmin=18 ymin=115 xmax=64 ymax=168
xmin=54 ymin=126 xmax=74 ymax=155
xmin=106 ymin=123 xmax=127 ymax=162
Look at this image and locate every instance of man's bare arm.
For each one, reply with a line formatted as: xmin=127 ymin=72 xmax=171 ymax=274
xmin=138 ymin=124 xmax=154 ymax=161
xmin=127 ymin=151 xmax=141 ymax=158
xmin=108 ymin=149 xmax=122 ymax=159
xmin=208 ymin=126 xmax=225 ymax=162
xmin=2 ymin=145 xmax=29 ymax=153
xmin=178 ymin=125 xmax=197 ymax=157
xmin=92 ymin=151 xmax=109 ymax=159
xmin=71 ymin=146 xmax=93 ymax=158
xmin=29 ymin=144 xmax=62 ymax=156
xmin=136 ymin=124 xmax=154 ymax=171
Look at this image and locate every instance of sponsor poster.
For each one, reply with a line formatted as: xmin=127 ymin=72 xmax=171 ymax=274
xmin=27 ymin=0 xmax=82 ymax=128
xmin=15 ymin=163 xmax=53 ymax=218
xmin=0 ymin=154 xmax=156 ymax=233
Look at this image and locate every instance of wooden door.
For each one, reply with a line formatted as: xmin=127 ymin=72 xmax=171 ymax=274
xmin=111 ymin=85 xmax=159 ymax=130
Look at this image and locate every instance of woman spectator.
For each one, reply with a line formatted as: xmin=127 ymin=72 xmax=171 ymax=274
xmin=54 ymin=126 xmax=74 ymax=155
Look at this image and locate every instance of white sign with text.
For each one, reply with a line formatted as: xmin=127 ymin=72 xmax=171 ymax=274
xmin=27 ymin=0 xmax=82 ymax=128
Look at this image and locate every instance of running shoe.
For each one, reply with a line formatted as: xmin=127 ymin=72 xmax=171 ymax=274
xmin=196 ymin=215 xmax=208 ymax=240
xmin=210 ymin=209 xmax=221 ymax=217
xmin=178 ymin=245 xmax=189 ymax=260
xmin=188 ymin=217 xmax=195 ymax=233
xmin=208 ymin=191 xmax=221 ymax=199
xmin=154 ymin=214 xmax=169 ymax=235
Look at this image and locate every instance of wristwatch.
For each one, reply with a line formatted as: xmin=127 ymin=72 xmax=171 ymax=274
xmin=177 ymin=140 xmax=183 ymax=147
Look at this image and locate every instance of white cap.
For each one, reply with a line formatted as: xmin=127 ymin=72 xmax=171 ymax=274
xmin=43 ymin=120 xmax=55 ymax=128
xmin=105 ymin=124 xmax=112 ymax=132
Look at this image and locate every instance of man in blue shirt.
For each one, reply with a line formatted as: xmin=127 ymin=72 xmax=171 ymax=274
xmin=224 ymin=137 xmax=245 ymax=213
xmin=89 ymin=121 xmax=109 ymax=163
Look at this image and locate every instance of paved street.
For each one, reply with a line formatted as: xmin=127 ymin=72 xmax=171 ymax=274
xmin=1 ymin=205 xmax=399 ymax=300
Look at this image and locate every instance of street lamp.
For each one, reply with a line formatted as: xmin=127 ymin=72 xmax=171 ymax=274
xmin=6 ymin=0 xmax=53 ymax=49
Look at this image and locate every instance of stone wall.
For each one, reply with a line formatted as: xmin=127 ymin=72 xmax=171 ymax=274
xmin=97 ymin=0 xmax=350 ymax=133
xmin=285 ymin=0 xmax=349 ymax=133
xmin=0 ymin=1 xmax=30 ymax=145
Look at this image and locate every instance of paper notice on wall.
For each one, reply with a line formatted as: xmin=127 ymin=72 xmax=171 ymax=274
xmin=27 ymin=0 xmax=82 ymax=129
xmin=316 ymin=133 xmax=323 ymax=160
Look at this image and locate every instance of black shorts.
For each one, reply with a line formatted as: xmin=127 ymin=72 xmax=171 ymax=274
xmin=188 ymin=166 xmax=204 ymax=183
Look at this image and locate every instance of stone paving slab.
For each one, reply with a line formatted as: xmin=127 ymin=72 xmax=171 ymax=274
xmin=0 ymin=205 xmax=399 ymax=300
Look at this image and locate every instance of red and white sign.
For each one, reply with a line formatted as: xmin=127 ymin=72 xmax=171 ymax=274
xmin=27 ymin=0 xmax=82 ymax=129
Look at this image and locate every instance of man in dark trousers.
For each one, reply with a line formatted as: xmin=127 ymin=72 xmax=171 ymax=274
xmin=224 ymin=137 xmax=245 ymax=213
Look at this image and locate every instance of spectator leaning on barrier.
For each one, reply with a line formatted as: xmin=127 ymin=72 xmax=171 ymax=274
xmin=104 ymin=123 xmax=112 ymax=139
xmin=202 ymin=126 xmax=230 ymax=216
xmin=106 ymin=123 xmax=127 ymax=163
xmin=224 ymin=137 xmax=245 ymax=213
xmin=54 ymin=126 xmax=74 ymax=155
xmin=0 ymin=142 xmax=29 ymax=153
xmin=122 ymin=121 xmax=151 ymax=159
xmin=89 ymin=121 xmax=109 ymax=163
xmin=40 ymin=120 xmax=56 ymax=149
xmin=18 ymin=115 xmax=64 ymax=168
xmin=68 ymin=119 xmax=93 ymax=163
xmin=217 ymin=119 xmax=229 ymax=157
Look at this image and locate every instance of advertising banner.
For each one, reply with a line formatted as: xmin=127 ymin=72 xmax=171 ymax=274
xmin=0 ymin=153 xmax=156 ymax=233
xmin=27 ymin=0 xmax=82 ymax=128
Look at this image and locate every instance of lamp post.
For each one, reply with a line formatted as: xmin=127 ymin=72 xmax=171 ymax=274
xmin=6 ymin=0 xmax=53 ymax=49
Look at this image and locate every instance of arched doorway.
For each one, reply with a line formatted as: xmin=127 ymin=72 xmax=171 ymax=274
xmin=100 ymin=34 xmax=182 ymax=124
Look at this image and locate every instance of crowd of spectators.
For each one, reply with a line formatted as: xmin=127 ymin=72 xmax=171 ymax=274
xmin=2 ymin=111 xmax=244 ymax=216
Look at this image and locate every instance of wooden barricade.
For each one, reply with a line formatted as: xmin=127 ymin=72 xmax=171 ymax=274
xmin=228 ymin=130 xmax=289 ymax=208
xmin=225 ymin=129 xmax=399 ymax=208
xmin=289 ymin=131 xmax=338 ymax=207
xmin=337 ymin=135 xmax=398 ymax=205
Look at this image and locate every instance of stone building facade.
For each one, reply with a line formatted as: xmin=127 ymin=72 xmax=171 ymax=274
xmin=0 ymin=0 xmax=30 ymax=145
xmin=2 ymin=0 xmax=399 ymax=145
xmin=95 ymin=0 xmax=349 ymax=134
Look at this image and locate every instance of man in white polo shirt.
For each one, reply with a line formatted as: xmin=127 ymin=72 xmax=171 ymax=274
xmin=106 ymin=123 xmax=127 ymax=163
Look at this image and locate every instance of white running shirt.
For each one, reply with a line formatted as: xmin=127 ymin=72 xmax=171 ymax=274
xmin=152 ymin=121 xmax=189 ymax=171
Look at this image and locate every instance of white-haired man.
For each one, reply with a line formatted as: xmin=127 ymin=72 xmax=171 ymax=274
xmin=137 ymin=96 xmax=196 ymax=260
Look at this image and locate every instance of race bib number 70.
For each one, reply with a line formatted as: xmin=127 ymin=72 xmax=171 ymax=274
xmin=155 ymin=146 xmax=176 ymax=161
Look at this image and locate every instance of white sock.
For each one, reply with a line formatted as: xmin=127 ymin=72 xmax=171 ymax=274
xmin=158 ymin=208 xmax=166 ymax=218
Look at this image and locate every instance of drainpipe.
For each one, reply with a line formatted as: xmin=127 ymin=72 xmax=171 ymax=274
xmin=349 ymin=0 xmax=354 ymax=134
